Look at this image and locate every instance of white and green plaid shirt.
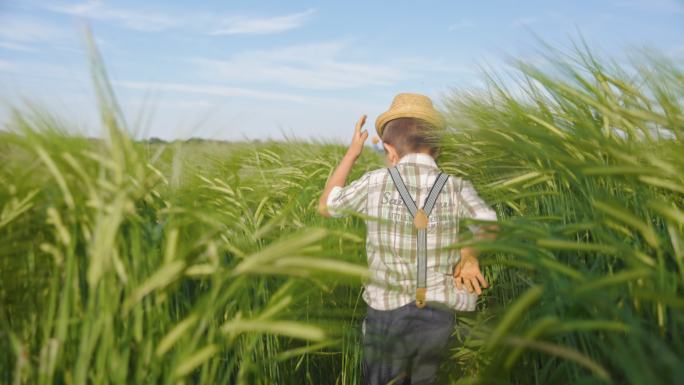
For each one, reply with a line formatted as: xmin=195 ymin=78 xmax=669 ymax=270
xmin=327 ymin=153 xmax=497 ymax=311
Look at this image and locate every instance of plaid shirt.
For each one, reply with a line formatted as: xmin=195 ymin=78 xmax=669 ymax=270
xmin=327 ymin=153 xmax=497 ymax=311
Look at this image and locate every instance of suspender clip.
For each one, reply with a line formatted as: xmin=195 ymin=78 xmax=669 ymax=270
xmin=416 ymin=287 xmax=427 ymax=308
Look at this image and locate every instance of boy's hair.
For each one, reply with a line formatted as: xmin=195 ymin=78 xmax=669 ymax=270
xmin=381 ymin=117 xmax=440 ymax=157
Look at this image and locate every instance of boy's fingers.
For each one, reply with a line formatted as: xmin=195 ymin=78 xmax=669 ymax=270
xmin=454 ymin=276 xmax=462 ymax=290
xmin=464 ymin=279 xmax=474 ymax=293
xmin=453 ymin=264 xmax=462 ymax=278
xmin=355 ymin=115 xmax=367 ymax=133
xmin=476 ymin=272 xmax=489 ymax=288
xmin=470 ymin=278 xmax=482 ymax=295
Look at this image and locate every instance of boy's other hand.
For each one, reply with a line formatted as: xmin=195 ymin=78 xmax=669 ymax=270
xmin=346 ymin=114 xmax=368 ymax=159
xmin=453 ymin=254 xmax=489 ymax=295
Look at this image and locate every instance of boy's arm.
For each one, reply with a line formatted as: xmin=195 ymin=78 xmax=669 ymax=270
xmin=457 ymin=225 xmax=499 ymax=291
xmin=454 ymin=180 xmax=499 ymax=294
xmin=460 ymin=224 xmax=499 ymax=262
xmin=318 ymin=115 xmax=368 ymax=217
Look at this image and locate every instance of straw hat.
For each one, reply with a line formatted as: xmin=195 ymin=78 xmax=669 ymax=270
xmin=375 ymin=93 xmax=446 ymax=137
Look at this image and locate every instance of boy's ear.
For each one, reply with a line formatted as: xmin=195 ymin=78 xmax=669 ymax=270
xmin=383 ymin=143 xmax=399 ymax=166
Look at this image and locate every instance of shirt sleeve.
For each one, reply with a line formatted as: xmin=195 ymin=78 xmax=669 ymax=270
xmin=457 ymin=179 xmax=497 ymax=233
xmin=325 ymin=172 xmax=371 ymax=218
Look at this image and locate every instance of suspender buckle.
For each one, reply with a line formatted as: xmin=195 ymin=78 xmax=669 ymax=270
xmin=415 ymin=287 xmax=427 ymax=308
xmin=413 ymin=209 xmax=429 ymax=229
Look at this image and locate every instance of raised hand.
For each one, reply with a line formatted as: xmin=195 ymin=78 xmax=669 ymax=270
xmin=346 ymin=114 xmax=368 ymax=159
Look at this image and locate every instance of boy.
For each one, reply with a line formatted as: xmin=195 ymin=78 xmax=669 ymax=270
xmin=318 ymin=93 xmax=497 ymax=385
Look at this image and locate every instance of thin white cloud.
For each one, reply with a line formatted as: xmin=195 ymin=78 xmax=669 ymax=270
xmin=44 ymin=0 xmax=178 ymax=31
xmin=192 ymin=40 xmax=471 ymax=90
xmin=0 ymin=59 xmax=88 ymax=84
xmin=211 ymin=9 xmax=315 ymax=36
xmin=38 ymin=2 xmax=313 ymax=35
xmin=0 ymin=59 xmax=15 ymax=72
xmin=448 ymin=19 xmax=475 ymax=31
xmin=0 ymin=41 xmax=37 ymax=52
xmin=615 ymin=0 xmax=684 ymax=13
xmin=192 ymin=41 xmax=405 ymax=90
xmin=0 ymin=17 xmax=65 ymax=42
xmin=512 ymin=17 xmax=538 ymax=28
xmin=116 ymin=81 xmax=309 ymax=103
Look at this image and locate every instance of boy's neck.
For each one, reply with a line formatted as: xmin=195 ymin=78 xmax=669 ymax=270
xmin=399 ymin=151 xmax=435 ymax=160
xmin=395 ymin=152 xmax=438 ymax=167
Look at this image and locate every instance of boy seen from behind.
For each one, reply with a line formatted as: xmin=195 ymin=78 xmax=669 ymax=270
xmin=318 ymin=93 xmax=498 ymax=385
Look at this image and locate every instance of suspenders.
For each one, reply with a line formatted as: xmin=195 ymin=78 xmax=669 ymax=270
xmin=388 ymin=167 xmax=450 ymax=308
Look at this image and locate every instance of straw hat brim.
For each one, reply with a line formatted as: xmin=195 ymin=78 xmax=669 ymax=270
xmin=375 ymin=106 xmax=446 ymax=137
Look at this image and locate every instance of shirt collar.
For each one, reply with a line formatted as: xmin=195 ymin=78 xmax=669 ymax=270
xmin=397 ymin=152 xmax=438 ymax=168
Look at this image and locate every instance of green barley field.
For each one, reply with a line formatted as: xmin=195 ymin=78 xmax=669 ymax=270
xmin=1 ymin=43 xmax=683 ymax=384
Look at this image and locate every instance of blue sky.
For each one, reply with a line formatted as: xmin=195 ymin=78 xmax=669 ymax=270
xmin=1 ymin=0 xmax=682 ymax=141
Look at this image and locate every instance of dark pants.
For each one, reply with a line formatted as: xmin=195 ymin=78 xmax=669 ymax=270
xmin=362 ymin=301 xmax=455 ymax=385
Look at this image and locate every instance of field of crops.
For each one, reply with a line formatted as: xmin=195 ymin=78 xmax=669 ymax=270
xmin=1 ymin=46 xmax=683 ymax=384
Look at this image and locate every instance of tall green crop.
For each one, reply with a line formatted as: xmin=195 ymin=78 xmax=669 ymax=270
xmin=1 ymin=38 xmax=682 ymax=385
xmin=438 ymin=46 xmax=684 ymax=385
xmin=0 ymin=37 xmax=377 ymax=385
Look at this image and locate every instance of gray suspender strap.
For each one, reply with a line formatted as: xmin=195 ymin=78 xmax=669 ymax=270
xmin=387 ymin=167 xmax=450 ymax=308
xmin=388 ymin=167 xmax=418 ymax=216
